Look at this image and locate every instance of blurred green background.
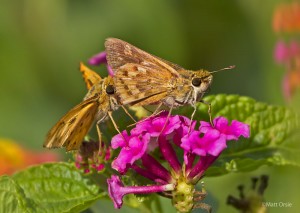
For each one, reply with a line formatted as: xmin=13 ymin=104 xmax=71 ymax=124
xmin=1 ymin=0 xmax=299 ymax=212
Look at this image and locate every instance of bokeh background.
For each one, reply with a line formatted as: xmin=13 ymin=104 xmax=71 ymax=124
xmin=1 ymin=1 xmax=299 ymax=212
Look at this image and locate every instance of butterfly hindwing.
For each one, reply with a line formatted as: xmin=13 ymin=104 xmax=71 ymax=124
xmin=44 ymin=95 xmax=99 ymax=151
xmin=80 ymin=62 xmax=102 ymax=90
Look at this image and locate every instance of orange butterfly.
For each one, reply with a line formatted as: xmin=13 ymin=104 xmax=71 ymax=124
xmin=44 ymin=63 xmax=128 ymax=151
xmin=105 ymin=38 xmax=215 ymax=123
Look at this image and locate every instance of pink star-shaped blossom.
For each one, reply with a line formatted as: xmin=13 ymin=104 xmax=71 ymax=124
xmin=181 ymin=117 xmax=250 ymax=162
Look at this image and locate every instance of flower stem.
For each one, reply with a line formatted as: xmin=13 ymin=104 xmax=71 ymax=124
xmin=158 ymin=136 xmax=181 ymax=175
xmin=188 ymin=155 xmax=217 ymax=183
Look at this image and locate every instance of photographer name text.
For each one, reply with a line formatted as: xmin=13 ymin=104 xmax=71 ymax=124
xmin=262 ymin=202 xmax=292 ymax=208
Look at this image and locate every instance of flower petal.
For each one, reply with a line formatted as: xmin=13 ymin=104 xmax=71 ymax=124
xmin=228 ymin=120 xmax=251 ymax=139
xmin=130 ymin=118 xmax=152 ymax=135
xmin=214 ymin=117 xmax=229 ymax=130
xmin=181 ymin=129 xmax=221 ymax=156
xmin=111 ymin=130 xmax=129 ymax=149
xmin=88 ymin=51 xmax=107 ymax=65
xmin=112 ymin=134 xmax=150 ymax=173
xmin=107 ymin=175 xmax=124 ymax=209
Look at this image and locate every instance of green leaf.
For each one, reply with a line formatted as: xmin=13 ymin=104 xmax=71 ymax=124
xmin=0 ymin=163 xmax=105 ymax=213
xmin=193 ymin=94 xmax=300 ymax=176
xmin=0 ymin=175 xmax=34 ymax=213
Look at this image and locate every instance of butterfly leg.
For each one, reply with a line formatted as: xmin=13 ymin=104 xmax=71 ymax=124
xmin=107 ymin=111 xmax=129 ymax=143
xmin=158 ymin=102 xmax=174 ymax=137
xmin=200 ymin=100 xmax=213 ymax=127
xmin=139 ymin=102 xmax=165 ymax=122
xmin=96 ymin=122 xmax=103 ymax=156
xmin=107 ymin=111 xmax=126 ymax=139
xmin=151 ymin=102 xmax=164 ymax=116
xmin=121 ymin=105 xmax=137 ymax=122
xmin=96 ymin=115 xmax=109 ymax=156
xmin=188 ymin=105 xmax=197 ymax=134
xmin=127 ymin=102 xmax=164 ymax=128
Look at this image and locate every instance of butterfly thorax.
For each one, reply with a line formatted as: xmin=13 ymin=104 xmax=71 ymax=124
xmin=163 ymin=75 xmax=192 ymax=107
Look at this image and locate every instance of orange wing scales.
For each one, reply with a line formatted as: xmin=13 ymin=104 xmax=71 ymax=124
xmin=44 ymin=62 xmax=121 ymax=152
xmin=44 ymin=95 xmax=99 ymax=151
xmin=105 ymin=38 xmax=183 ymax=106
xmin=80 ymin=62 xmax=102 ymax=90
xmin=115 ymin=63 xmax=173 ymax=105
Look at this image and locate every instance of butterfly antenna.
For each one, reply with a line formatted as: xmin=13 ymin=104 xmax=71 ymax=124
xmin=210 ymin=65 xmax=235 ymax=74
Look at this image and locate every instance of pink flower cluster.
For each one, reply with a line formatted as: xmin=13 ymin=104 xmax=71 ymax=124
xmin=274 ymin=40 xmax=300 ymax=64
xmin=88 ymin=50 xmax=251 ymax=211
xmin=107 ymin=113 xmax=250 ymax=209
xmin=273 ymin=2 xmax=300 ymax=102
xmin=74 ymin=140 xmax=111 ymax=173
xmin=274 ymin=40 xmax=300 ymax=101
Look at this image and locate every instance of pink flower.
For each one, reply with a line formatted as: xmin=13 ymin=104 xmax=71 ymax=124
xmin=88 ymin=51 xmax=107 ymax=65
xmin=111 ymin=133 xmax=150 ymax=174
xmin=88 ymin=51 xmax=114 ymax=76
xmin=111 ymin=112 xmax=193 ymax=174
xmin=107 ymin=175 xmax=174 ymax=209
xmin=130 ymin=111 xmax=182 ymax=137
xmin=181 ymin=117 xmax=250 ymax=164
xmin=107 ymin=175 xmax=125 ymax=209
xmin=108 ymin=114 xmax=250 ymax=210
xmin=274 ymin=40 xmax=300 ymax=64
xmin=274 ymin=41 xmax=290 ymax=64
xmin=273 ymin=40 xmax=300 ymax=101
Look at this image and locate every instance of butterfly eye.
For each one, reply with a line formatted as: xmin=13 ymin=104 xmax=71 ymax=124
xmin=192 ymin=78 xmax=202 ymax=87
xmin=106 ymin=85 xmax=115 ymax=95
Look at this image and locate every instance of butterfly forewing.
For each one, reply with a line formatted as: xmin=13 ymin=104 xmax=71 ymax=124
xmin=105 ymin=38 xmax=181 ymax=76
xmin=105 ymin=38 xmax=184 ymax=106
xmin=44 ymin=95 xmax=99 ymax=151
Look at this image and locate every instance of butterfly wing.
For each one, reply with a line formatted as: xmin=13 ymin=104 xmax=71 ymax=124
xmin=105 ymin=38 xmax=184 ymax=73
xmin=105 ymin=38 xmax=183 ymax=106
xmin=44 ymin=95 xmax=99 ymax=151
xmin=80 ymin=62 xmax=102 ymax=90
xmin=113 ymin=63 xmax=171 ymax=106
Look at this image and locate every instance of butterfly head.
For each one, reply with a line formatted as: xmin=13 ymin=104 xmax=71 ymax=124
xmin=103 ymin=76 xmax=119 ymax=111
xmin=104 ymin=76 xmax=115 ymax=95
xmin=190 ymin=69 xmax=213 ymax=102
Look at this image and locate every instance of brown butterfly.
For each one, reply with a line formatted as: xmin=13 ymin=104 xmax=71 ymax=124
xmin=44 ymin=62 xmax=121 ymax=151
xmin=105 ymin=38 xmax=231 ymax=123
